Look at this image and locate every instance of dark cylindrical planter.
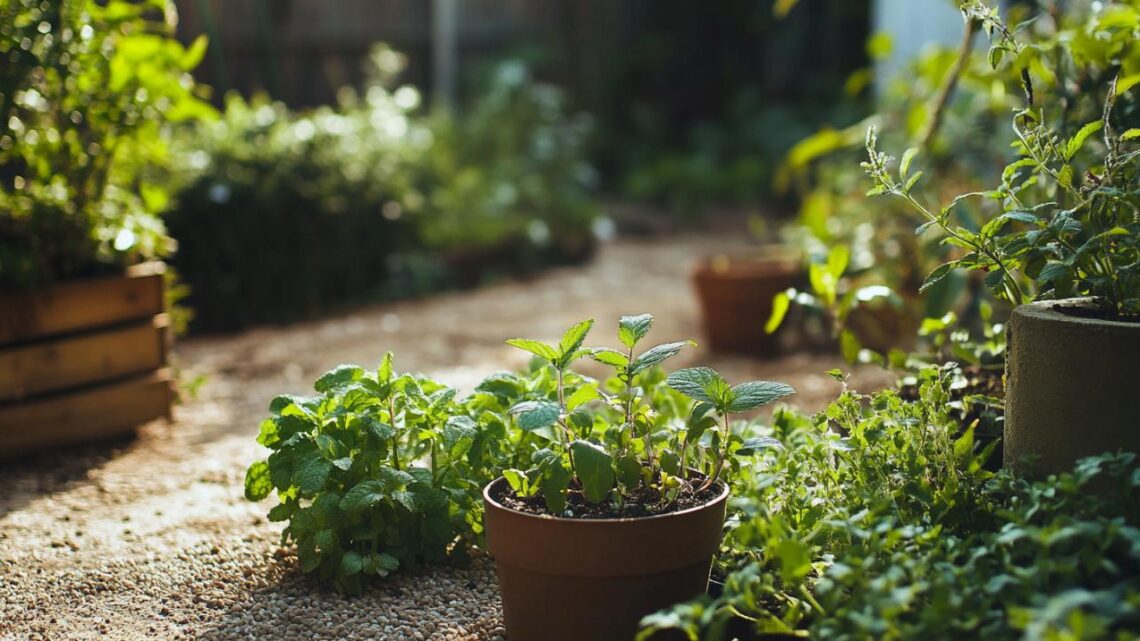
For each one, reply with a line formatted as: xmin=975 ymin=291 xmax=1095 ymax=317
xmin=483 ymin=478 xmax=729 ymax=641
xmin=692 ymin=252 xmax=801 ymax=357
xmin=1005 ymin=299 xmax=1140 ymax=474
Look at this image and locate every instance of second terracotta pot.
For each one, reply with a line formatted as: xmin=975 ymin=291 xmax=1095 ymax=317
xmin=692 ymin=251 xmax=801 ymax=357
xmin=483 ymin=478 xmax=729 ymax=641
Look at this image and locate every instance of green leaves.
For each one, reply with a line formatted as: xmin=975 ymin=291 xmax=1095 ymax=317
xmin=505 ymin=338 xmax=559 ymax=362
xmin=314 ymin=364 xmax=365 ymax=393
xmin=506 ymin=318 xmax=594 ymax=369
xmin=727 ymin=382 xmax=797 ymax=413
xmin=618 ymin=314 xmax=654 ymax=348
xmin=571 ymin=441 xmax=615 ymax=504
xmin=244 ymin=461 xmax=272 ymax=501
xmin=509 ymin=400 xmax=562 ymax=431
xmin=667 ymin=367 xmax=733 ymax=407
xmin=630 ymin=341 xmax=690 ymax=375
xmin=668 ymin=367 xmax=794 ymax=416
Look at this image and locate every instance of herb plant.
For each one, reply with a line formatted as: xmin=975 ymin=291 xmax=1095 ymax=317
xmin=499 ymin=314 xmax=795 ymax=516
xmin=641 ymin=366 xmax=1140 ymax=640
xmin=863 ymin=4 xmax=1140 ymax=318
xmin=244 ymin=355 xmax=505 ymax=594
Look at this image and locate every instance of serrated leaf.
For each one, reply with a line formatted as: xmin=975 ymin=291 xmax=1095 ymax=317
xmin=269 ymin=394 xmax=309 ymax=415
xmin=1038 ymin=261 xmax=1072 ymax=284
xmin=920 ymin=262 xmax=956 ymax=293
xmin=314 ymin=365 xmax=365 ymax=393
xmin=736 ymin=436 xmax=784 ymax=455
xmin=589 ymin=348 xmax=630 ymax=368
xmin=1064 ymin=121 xmax=1102 ymax=160
xmin=505 ymin=338 xmax=559 ymax=362
xmin=294 ymin=454 xmax=333 ymax=495
xmin=667 ymin=367 xmax=732 ymax=409
xmin=570 ymin=440 xmax=615 ymax=504
xmin=1122 ymin=128 xmax=1140 ymax=141
xmin=618 ymin=314 xmax=654 ymax=348
xmin=509 ymin=400 xmax=562 ymax=431
xmin=727 ymin=381 xmax=797 ymax=412
xmin=244 ymin=461 xmax=272 ymax=501
xmin=538 ymin=456 xmax=571 ymax=514
xmin=566 ymin=384 xmax=600 ymax=411
xmin=267 ymin=502 xmax=295 ymax=522
xmin=630 ymin=341 xmax=690 ymax=375
xmin=616 ymin=453 xmax=642 ymax=487
xmin=557 ymin=319 xmax=595 ymax=368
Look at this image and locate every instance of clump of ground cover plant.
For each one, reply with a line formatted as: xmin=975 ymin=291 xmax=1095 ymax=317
xmin=640 ymin=366 xmax=1140 ymax=640
xmin=244 ymin=314 xmax=796 ymax=592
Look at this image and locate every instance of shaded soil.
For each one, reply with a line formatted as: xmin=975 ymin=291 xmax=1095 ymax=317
xmin=493 ymin=477 xmax=721 ymax=519
xmin=1 ymin=229 xmax=895 ymax=640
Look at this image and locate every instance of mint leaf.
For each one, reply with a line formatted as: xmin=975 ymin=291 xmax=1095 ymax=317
xmin=589 ymin=348 xmax=630 ymax=367
xmin=509 ymin=400 xmax=561 ymax=431
xmin=736 ymin=436 xmax=784 ymax=455
xmin=727 ymin=381 xmax=797 ymax=412
xmin=557 ymin=319 xmax=594 ymax=368
xmin=244 ymin=461 xmax=272 ymax=501
xmin=570 ymin=440 xmax=615 ymax=504
xmin=667 ymin=367 xmax=732 ymax=408
xmin=630 ymin=341 xmax=690 ymax=375
xmin=314 ymin=364 xmax=365 ymax=393
xmin=341 ymin=551 xmax=364 ymax=576
xmin=294 ymin=454 xmax=333 ymax=495
xmin=506 ymin=338 xmax=559 ymax=362
xmin=618 ymin=314 xmax=654 ymax=348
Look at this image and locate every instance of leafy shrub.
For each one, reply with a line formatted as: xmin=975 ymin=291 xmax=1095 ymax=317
xmin=865 ymin=3 xmax=1140 ymax=318
xmin=640 ymin=367 xmax=1140 ymax=640
xmin=168 ymin=49 xmax=600 ymax=332
xmin=243 ymin=354 xmax=509 ymax=594
xmin=0 ymin=0 xmax=213 ymax=288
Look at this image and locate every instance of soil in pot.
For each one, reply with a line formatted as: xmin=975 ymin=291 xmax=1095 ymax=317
xmin=483 ymin=477 xmax=729 ymax=641
xmin=692 ymin=251 xmax=802 ymax=357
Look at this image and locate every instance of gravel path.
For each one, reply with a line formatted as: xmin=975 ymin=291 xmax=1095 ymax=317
xmin=1 ymin=233 xmax=893 ymax=640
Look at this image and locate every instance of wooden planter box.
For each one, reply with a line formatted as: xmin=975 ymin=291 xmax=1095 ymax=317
xmin=0 ymin=263 xmax=172 ymax=456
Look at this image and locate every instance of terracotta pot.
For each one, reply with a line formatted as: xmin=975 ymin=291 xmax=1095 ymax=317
xmin=692 ymin=251 xmax=801 ymax=357
xmin=1005 ymin=298 xmax=1140 ymax=474
xmin=483 ymin=478 xmax=729 ymax=641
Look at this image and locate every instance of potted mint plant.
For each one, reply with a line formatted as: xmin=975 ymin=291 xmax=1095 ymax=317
xmin=483 ymin=314 xmax=794 ymax=641
xmin=862 ymin=4 xmax=1139 ymax=474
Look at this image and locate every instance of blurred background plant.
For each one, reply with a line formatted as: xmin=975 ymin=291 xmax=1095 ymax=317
xmin=166 ymin=46 xmax=600 ymax=332
xmin=0 ymin=0 xmax=214 ymax=289
xmin=770 ymin=0 xmax=1140 ymax=363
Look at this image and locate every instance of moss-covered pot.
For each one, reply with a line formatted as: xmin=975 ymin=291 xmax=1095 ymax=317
xmin=482 ymin=478 xmax=729 ymax=641
xmin=1005 ymin=298 xmax=1140 ymax=473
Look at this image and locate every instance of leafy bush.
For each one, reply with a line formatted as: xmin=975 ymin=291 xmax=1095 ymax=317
xmin=865 ymin=3 xmax=1140 ymax=318
xmin=168 ymin=49 xmax=600 ymax=332
xmin=0 ymin=0 xmax=213 ymax=288
xmin=640 ymin=367 xmax=1140 ymax=640
xmin=243 ymin=354 xmax=509 ymax=594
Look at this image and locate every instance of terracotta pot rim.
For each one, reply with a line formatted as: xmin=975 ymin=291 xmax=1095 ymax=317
xmin=483 ymin=476 xmax=730 ymax=525
xmin=1018 ymin=298 xmax=1140 ymax=330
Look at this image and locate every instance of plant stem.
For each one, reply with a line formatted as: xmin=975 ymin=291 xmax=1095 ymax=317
xmin=557 ymin=368 xmax=578 ymax=476
xmin=387 ymin=396 xmax=400 ymax=471
xmin=701 ymin=413 xmax=732 ymax=492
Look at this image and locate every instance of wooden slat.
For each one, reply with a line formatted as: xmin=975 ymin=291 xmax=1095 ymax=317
xmin=0 ymin=315 xmax=169 ymax=401
xmin=0 ymin=263 xmax=165 ymax=346
xmin=0 ymin=370 xmax=172 ymax=457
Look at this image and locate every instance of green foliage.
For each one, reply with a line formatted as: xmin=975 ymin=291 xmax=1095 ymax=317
xmin=864 ymin=4 xmax=1140 ymax=318
xmin=0 ymin=0 xmax=213 ymax=288
xmin=640 ymin=367 xmax=1140 ymax=640
xmin=244 ymin=355 xmax=506 ymax=594
xmin=168 ymin=50 xmax=599 ymax=332
xmin=499 ymin=314 xmax=795 ymax=510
